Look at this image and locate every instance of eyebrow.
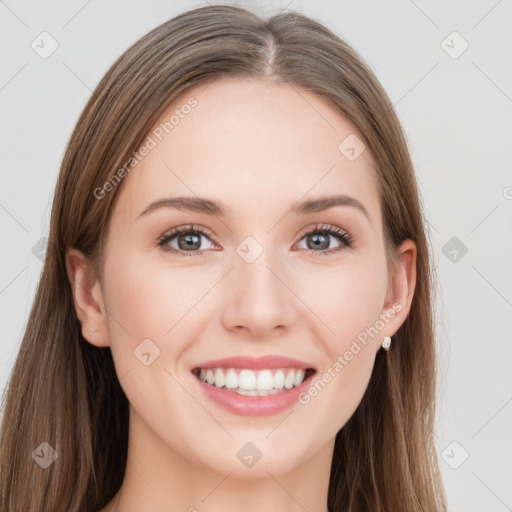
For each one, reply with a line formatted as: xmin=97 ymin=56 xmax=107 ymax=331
xmin=290 ymin=194 xmax=370 ymax=220
xmin=137 ymin=194 xmax=370 ymax=221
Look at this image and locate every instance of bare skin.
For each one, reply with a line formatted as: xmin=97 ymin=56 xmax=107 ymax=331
xmin=67 ymin=77 xmax=416 ymax=512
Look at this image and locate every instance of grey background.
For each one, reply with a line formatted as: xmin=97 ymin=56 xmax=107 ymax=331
xmin=1 ymin=1 xmax=511 ymax=510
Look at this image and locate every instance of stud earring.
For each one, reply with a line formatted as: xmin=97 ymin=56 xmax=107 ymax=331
xmin=381 ymin=336 xmax=392 ymax=351
xmin=90 ymin=327 xmax=97 ymax=332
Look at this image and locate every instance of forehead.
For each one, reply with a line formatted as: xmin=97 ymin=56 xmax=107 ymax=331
xmin=112 ymin=77 xmax=381 ymax=229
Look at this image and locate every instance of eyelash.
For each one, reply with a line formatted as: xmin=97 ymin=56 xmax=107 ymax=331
xmin=157 ymin=223 xmax=354 ymax=257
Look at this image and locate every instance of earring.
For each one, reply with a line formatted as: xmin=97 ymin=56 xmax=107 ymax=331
xmin=90 ymin=327 xmax=97 ymax=332
xmin=381 ymin=336 xmax=392 ymax=351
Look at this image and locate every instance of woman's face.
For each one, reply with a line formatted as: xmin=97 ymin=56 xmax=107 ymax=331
xmin=73 ymin=77 xmax=415 ymax=478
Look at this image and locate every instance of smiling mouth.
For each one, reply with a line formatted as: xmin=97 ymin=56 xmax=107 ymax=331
xmin=192 ymin=367 xmax=316 ymax=396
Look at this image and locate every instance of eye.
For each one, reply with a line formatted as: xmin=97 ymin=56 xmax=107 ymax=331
xmin=157 ymin=223 xmax=354 ymax=257
xmin=158 ymin=224 xmax=217 ymax=256
xmin=295 ymin=223 xmax=354 ymax=256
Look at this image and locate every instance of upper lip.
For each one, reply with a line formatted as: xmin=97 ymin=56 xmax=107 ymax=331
xmin=192 ymin=355 xmax=316 ymax=372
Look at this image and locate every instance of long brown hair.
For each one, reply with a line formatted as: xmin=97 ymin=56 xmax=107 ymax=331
xmin=0 ymin=5 xmax=446 ymax=511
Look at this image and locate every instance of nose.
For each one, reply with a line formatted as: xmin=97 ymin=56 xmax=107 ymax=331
xmin=221 ymin=249 xmax=297 ymax=339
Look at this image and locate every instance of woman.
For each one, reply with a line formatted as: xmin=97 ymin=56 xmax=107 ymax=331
xmin=0 ymin=5 xmax=447 ymax=511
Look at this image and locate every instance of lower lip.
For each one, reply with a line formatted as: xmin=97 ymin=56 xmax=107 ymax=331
xmin=193 ymin=372 xmax=315 ymax=416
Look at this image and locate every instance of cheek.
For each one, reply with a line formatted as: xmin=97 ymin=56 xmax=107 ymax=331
xmin=293 ymin=254 xmax=388 ymax=347
xmin=102 ymin=249 xmax=217 ymax=364
xmin=297 ymin=260 xmax=385 ymax=433
xmin=302 ymin=256 xmax=387 ymax=425
xmin=105 ymin=250 xmax=180 ymax=330
xmin=101 ymin=251 xmax=216 ymax=435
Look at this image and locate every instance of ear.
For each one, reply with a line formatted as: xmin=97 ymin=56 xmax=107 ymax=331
xmin=377 ymin=239 xmax=417 ymax=350
xmin=65 ymin=247 xmax=110 ymax=347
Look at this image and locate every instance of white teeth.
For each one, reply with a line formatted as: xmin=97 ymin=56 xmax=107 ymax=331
xmin=284 ymin=370 xmax=295 ymax=389
xmin=239 ymin=369 xmax=256 ymax=390
xmin=256 ymin=369 xmax=274 ymax=391
xmin=294 ymin=369 xmax=305 ymax=387
xmin=225 ymin=369 xmax=238 ymax=389
xmin=235 ymin=389 xmax=282 ymax=396
xmin=233 ymin=389 xmax=259 ymax=396
xmin=274 ymin=370 xmax=285 ymax=389
xmin=196 ymin=367 xmax=309 ymax=391
xmin=214 ymin=368 xmax=225 ymax=388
